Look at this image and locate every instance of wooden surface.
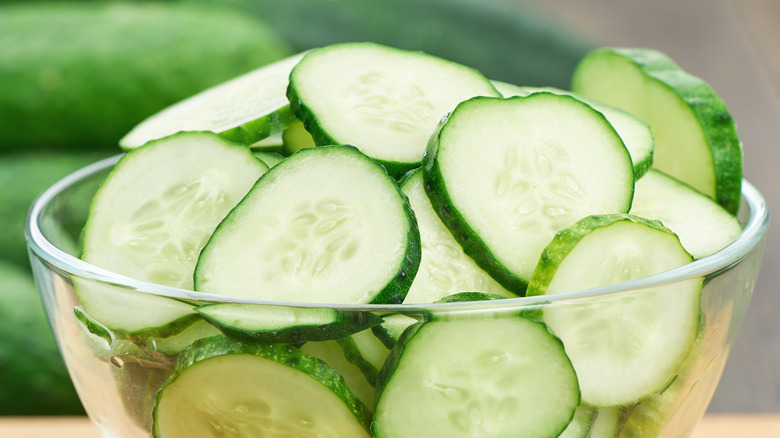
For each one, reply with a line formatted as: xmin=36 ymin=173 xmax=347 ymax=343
xmin=2 ymin=415 xmax=780 ymax=437
xmin=521 ymin=0 xmax=780 ymax=413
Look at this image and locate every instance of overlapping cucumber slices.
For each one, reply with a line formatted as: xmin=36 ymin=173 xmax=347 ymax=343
xmin=76 ymin=42 xmax=745 ymax=438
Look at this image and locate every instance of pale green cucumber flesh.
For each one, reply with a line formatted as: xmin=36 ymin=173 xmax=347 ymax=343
xmin=154 ymin=337 xmax=370 ymax=437
xmin=252 ymin=151 xmax=285 ymax=168
xmin=299 ymin=340 xmax=376 ymax=410
xmin=424 ymin=94 xmax=633 ymax=294
xmin=528 ymin=214 xmax=701 ymax=407
xmin=571 ymin=47 xmax=742 ymax=214
xmin=630 ymin=169 xmax=742 ymax=259
xmin=121 ymin=52 xmax=306 ymax=149
xmin=559 ymin=404 xmax=596 ymax=438
xmin=588 ymin=407 xmax=624 ymax=438
xmin=195 ymin=145 xmax=420 ymax=305
xmin=287 ymin=42 xmax=500 ymax=177
xmin=400 ymin=169 xmax=515 ymax=303
xmin=371 ymin=314 xmax=419 ymax=349
xmin=374 ymin=317 xmax=579 ymax=438
xmin=196 ymin=303 xmax=382 ymax=343
xmin=79 ymin=132 xmax=268 ymax=335
xmin=495 ymin=83 xmax=655 ymax=180
xmin=282 ymin=119 xmax=316 ymax=155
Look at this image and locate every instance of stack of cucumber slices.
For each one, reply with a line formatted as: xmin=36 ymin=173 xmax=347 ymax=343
xmin=75 ymin=42 xmax=744 ymax=437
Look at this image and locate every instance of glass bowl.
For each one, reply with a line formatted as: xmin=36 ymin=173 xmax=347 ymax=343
xmin=26 ymin=154 xmax=769 ymax=438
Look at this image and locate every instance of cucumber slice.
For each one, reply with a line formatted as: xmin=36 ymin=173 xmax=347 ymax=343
xmin=494 ymin=83 xmax=655 ymax=179
xmin=371 ymin=314 xmax=419 ymax=349
xmin=559 ymin=404 xmax=596 ymax=438
xmin=78 ymin=131 xmax=268 ymax=335
xmin=287 ymin=42 xmax=500 ymax=176
xmin=588 ymin=407 xmax=624 ymax=437
xmin=424 ymin=94 xmax=634 ymax=294
xmin=195 ymin=303 xmax=382 ymax=343
xmin=527 ymin=214 xmax=702 ymax=407
xmin=399 ymin=169 xmax=515 ymax=303
xmin=299 ymin=340 xmax=377 ymax=410
xmin=252 ymin=150 xmax=285 ymax=168
xmin=337 ymin=329 xmax=392 ymax=385
xmin=195 ymin=145 xmax=421 ymax=304
xmin=435 ymin=292 xmax=508 ymax=303
xmin=120 ymin=52 xmax=306 ymax=150
xmin=630 ymin=169 xmax=742 ymax=259
xmin=571 ymin=47 xmax=742 ymax=214
xmin=373 ymin=316 xmax=580 ymax=438
xmin=153 ymin=336 xmax=371 ymax=437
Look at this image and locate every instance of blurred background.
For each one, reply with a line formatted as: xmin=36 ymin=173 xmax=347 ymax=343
xmin=0 ymin=0 xmax=776 ymax=416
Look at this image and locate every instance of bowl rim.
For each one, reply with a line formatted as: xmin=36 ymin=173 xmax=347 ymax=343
xmin=24 ymin=153 xmax=770 ymax=311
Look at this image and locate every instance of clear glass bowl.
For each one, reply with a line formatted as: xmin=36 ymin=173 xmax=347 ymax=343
xmin=26 ymin=155 xmax=769 ymax=438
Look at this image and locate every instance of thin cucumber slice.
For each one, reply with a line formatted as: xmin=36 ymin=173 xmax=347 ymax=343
xmin=571 ymin=47 xmax=742 ymax=214
xmin=560 ymin=404 xmax=596 ymax=438
xmin=249 ymin=133 xmax=285 ymax=154
xmin=252 ymin=150 xmax=285 ymax=168
xmin=527 ymin=214 xmax=702 ymax=407
xmin=153 ymin=336 xmax=371 ymax=437
xmin=143 ymin=319 xmax=222 ymax=356
xmin=588 ymin=407 xmax=624 ymax=438
xmin=373 ymin=316 xmax=580 ymax=438
xmin=287 ymin=42 xmax=500 ymax=177
xmin=424 ymin=94 xmax=633 ymax=294
xmin=495 ymin=83 xmax=655 ymax=179
xmin=120 ymin=52 xmax=306 ymax=149
xmin=435 ymin=292 xmax=508 ymax=303
xmin=630 ymin=169 xmax=742 ymax=259
xmin=78 ymin=131 xmax=268 ymax=335
xmin=371 ymin=314 xmax=419 ymax=349
xmin=195 ymin=303 xmax=382 ymax=343
xmin=195 ymin=145 xmax=421 ymax=304
xmin=300 ymin=340 xmax=377 ymax=410
xmin=399 ymin=169 xmax=515 ymax=303
xmin=336 ymin=329 xmax=392 ymax=385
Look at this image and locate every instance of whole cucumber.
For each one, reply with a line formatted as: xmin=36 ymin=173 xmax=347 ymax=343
xmin=0 ymin=1 xmax=291 ymax=152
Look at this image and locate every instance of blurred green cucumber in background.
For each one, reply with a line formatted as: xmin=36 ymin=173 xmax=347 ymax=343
xmin=0 ymin=260 xmax=83 ymax=415
xmin=0 ymin=1 xmax=293 ymax=153
xmin=192 ymin=0 xmax=592 ymax=87
xmin=0 ymin=0 xmax=591 ymax=416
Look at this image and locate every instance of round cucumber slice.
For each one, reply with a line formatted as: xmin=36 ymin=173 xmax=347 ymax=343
xmin=287 ymin=42 xmax=500 ymax=177
xmin=494 ymin=83 xmax=655 ymax=180
xmin=527 ymin=214 xmax=702 ymax=407
xmin=120 ymin=52 xmax=306 ymax=150
xmin=630 ymin=169 xmax=742 ymax=259
xmin=78 ymin=131 xmax=269 ymax=335
xmin=571 ymin=47 xmax=742 ymax=214
xmin=195 ymin=145 xmax=421 ymax=305
xmin=153 ymin=336 xmax=371 ymax=437
xmin=373 ymin=316 xmax=580 ymax=438
xmin=424 ymin=94 xmax=634 ymax=294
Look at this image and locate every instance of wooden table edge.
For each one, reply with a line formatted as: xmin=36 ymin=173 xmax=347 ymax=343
xmin=1 ymin=414 xmax=779 ymax=437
